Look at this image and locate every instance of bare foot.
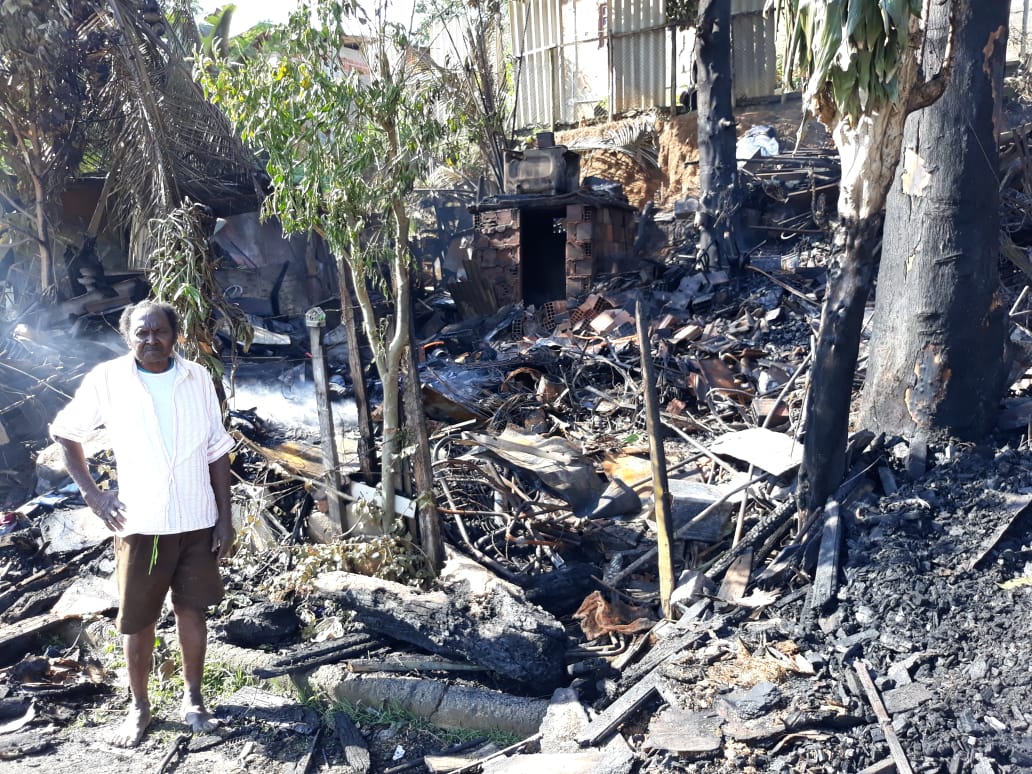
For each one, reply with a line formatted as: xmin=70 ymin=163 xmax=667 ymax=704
xmin=106 ymin=704 xmax=151 ymax=748
xmin=181 ymin=702 xmax=221 ymax=734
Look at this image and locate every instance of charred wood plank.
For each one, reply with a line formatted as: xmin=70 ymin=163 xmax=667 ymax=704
xmin=705 ymin=497 xmax=797 ymax=583
xmin=291 ymin=728 xmax=321 ymax=774
xmin=575 ymin=671 xmax=660 ymax=747
xmin=0 ymin=541 xmax=108 ymax=617
xmin=0 ymin=613 xmax=65 ymax=666
xmin=853 ymin=660 xmax=915 ymax=774
xmin=1 ymin=577 xmax=75 ymax=623
xmin=963 ymin=493 xmax=1032 ymax=571
xmin=333 ymin=711 xmax=371 ymax=774
xmin=808 ymin=500 xmax=843 ymax=614
xmin=617 ymin=608 xmax=719 ymax=690
xmin=251 ymin=631 xmax=381 ymax=679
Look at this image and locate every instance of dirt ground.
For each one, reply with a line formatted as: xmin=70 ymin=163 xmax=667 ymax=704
xmin=557 ymin=98 xmax=831 ymax=210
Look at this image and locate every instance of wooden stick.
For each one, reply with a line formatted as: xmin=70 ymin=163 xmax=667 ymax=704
xmin=607 ymin=473 xmax=763 ymax=586
xmin=306 ymin=308 xmax=343 ymax=531
xmin=446 ymin=733 xmax=541 ymax=774
xmin=853 ymin=660 xmax=915 ymax=774
xmin=154 ymin=733 xmax=189 ymax=774
xmin=637 ymin=298 xmax=675 ymax=619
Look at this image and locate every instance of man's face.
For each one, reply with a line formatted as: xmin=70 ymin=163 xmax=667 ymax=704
xmin=128 ymin=307 xmax=175 ymax=373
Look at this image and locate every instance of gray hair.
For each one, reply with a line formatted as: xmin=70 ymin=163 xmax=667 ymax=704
xmin=119 ymin=300 xmax=180 ymax=342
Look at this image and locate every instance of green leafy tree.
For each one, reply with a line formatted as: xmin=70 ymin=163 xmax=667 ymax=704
xmin=199 ymin=0 xmax=461 ymax=531
xmin=785 ymin=0 xmax=963 ymax=519
xmin=0 ymin=0 xmax=90 ymax=295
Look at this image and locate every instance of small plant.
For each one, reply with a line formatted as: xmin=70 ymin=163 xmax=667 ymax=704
xmin=201 ymin=659 xmax=256 ymax=700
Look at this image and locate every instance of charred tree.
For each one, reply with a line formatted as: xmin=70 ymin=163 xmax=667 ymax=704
xmin=793 ymin=1 xmax=965 ymax=520
xmin=797 ymin=216 xmax=882 ymax=517
xmin=339 ymin=262 xmax=377 ymax=477
xmin=860 ymin=1 xmax=1009 ymax=439
xmin=695 ymin=0 xmax=741 ymax=271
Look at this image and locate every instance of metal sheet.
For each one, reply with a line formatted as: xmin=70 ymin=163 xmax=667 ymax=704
xmin=510 ymin=0 xmax=780 ymax=126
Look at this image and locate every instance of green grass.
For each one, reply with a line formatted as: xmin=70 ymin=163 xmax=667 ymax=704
xmin=143 ymin=649 xmax=257 ymax=714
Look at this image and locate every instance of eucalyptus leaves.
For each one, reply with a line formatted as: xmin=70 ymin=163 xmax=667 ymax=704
xmin=788 ymin=0 xmax=923 ymax=123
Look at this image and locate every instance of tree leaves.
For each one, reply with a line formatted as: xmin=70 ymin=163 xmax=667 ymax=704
xmin=784 ymin=0 xmax=919 ymax=126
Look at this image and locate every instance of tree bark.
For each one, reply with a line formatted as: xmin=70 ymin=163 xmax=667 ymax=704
xmin=795 ymin=4 xmax=958 ymax=520
xmin=860 ymin=0 xmax=1009 ymax=439
xmin=338 ymin=261 xmax=376 ymax=476
xmin=403 ymin=288 xmax=445 ymax=574
xmin=797 ymin=216 xmax=882 ymax=519
xmin=695 ymin=0 xmax=740 ymax=271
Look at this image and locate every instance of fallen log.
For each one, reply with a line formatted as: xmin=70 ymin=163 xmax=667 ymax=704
xmin=313 ymin=554 xmax=569 ymax=689
xmin=303 ymin=668 xmax=548 ymax=737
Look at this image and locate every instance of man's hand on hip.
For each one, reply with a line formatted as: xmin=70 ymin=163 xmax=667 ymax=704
xmin=85 ymin=490 xmax=127 ymax=532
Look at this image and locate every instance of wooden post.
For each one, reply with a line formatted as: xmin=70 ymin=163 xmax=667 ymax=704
xmin=636 ymin=299 xmax=675 ymax=619
xmin=306 ymin=306 xmax=343 ymax=531
xmin=1023 ymin=0 xmax=1030 ymax=63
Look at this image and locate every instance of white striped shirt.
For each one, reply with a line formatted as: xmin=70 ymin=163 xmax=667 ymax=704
xmin=50 ymin=352 xmax=235 ymax=536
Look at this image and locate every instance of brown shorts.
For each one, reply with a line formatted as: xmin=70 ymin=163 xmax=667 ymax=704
xmin=114 ymin=528 xmax=224 ymax=635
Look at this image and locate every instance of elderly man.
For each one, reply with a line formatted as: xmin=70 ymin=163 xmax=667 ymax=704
xmin=50 ymin=300 xmax=235 ymax=747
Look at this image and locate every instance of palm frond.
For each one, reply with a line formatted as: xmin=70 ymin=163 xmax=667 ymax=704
xmin=87 ymin=0 xmax=261 ymax=266
xmin=567 ymin=116 xmax=660 ymax=172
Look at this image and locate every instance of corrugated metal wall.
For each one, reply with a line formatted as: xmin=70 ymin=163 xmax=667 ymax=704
xmin=509 ymin=0 xmax=779 ymax=129
xmin=731 ymin=0 xmax=777 ymax=103
xmin=610 ymin=0 xmax=669 ymax=115
xmin=510 ymin=0 xmax=561 ymax=129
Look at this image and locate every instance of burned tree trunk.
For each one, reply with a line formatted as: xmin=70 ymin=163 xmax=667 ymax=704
xmin=797 ymin=217 xmax=882 ymax=520
xmin=339 ymin=262 xmax=377 ymax=476
xmin=695 ymin=0 xmax=741 ymax=271
xmin=795 ymin=2 xmax=966 ymax=520
xmin=860 ymin=0 xmax=1009 ymax=439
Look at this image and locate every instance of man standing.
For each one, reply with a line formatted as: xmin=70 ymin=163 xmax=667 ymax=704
xmin=50 ymin=300 xmax=235 ymax=747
